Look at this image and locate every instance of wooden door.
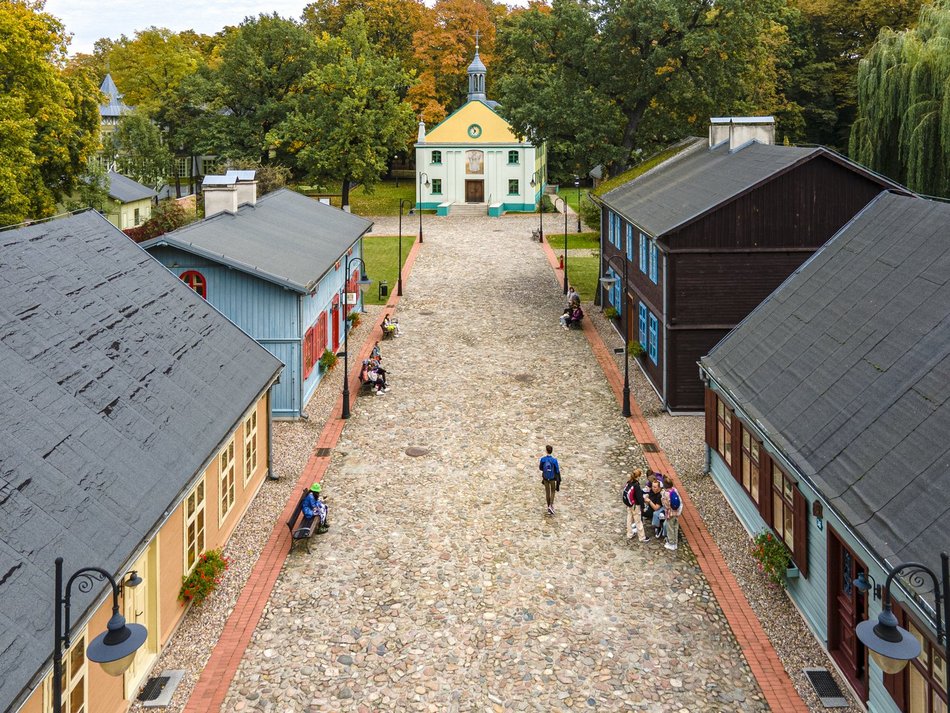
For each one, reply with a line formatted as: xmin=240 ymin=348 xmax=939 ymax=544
xmin=332 ymin=305 xmax=341 ymax=352
xmin=123 ymin=544 xmax=158 ymax=698
xmin=465 ymin=180 xmax=484 ymax=203
xmin=828 ymin=528 xmax=868 ymax=701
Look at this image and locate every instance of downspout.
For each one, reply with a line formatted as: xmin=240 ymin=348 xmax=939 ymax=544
xmin=662 ymin=248 xmax=669 ymax=412
xmin=266 ymin=388 xmax=277 ymax=480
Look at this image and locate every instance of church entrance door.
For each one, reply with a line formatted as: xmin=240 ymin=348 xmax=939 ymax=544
xmin=465 ymin=180 xmax=484 ymax=203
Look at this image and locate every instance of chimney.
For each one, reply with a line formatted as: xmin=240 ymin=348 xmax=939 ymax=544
xmin=417 ymin=120 xmax=426 ymax=143
xmin=202 ymin=175 xmax=239 ymax=218
xmin=226 ymin=169 xmax=258 ymax=207
xmin=709 ymin=116 xmax=775 ymax=151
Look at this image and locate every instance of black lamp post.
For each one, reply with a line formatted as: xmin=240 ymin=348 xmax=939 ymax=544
xmin=54 ymin=558 xmax=148 ymax=711
xmin=530 ymin=170 xmax=544 ymax=242
xmin=554 ymin=196 xmax=569 ymax=295
xmin=574 ymin=176 xmax=582 ymax=231
xmin=599 ymin=257 xmax=632 ymax=418
xmin=417 ymin=171 xmax=429 ymax=244
xmin=341 ymin=255 xmax=373 ymax=419
xmin=398 ymin=198 xmax=412 ymax=296
xmin=855 ymin=553 xmax=948 ymax=675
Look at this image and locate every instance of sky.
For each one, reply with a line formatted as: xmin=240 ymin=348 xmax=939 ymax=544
xmin=44 ymin=0 xmax=313 ymax=54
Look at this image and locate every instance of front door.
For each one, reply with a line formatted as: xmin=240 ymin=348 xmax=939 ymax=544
xmin=123 ymin=543 xmax=158 ymax=698
xmin=828 ymin=528 xmax=869 ymax=702
xmin=465 ymin=180 xmax=484 ymax=203
xmin=332 ymin=305 xmax=341 ymax=352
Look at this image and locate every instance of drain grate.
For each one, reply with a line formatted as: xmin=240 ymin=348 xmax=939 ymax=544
xmin=137 ymin=676 xmax=170 ymax=702
xmin=804 ymin=668 xmax=849 ymax=708
xmin=314 ymin=447 xmax=331 ymax=457
xmin=641 ymin=442 xmax=659 ymax=453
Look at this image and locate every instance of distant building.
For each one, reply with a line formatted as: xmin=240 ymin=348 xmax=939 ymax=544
xmin=0 ymin=210 xmax=282 ymax=713
xmin=414 ymin=38 xmax=546 ymax=217
xmin=142 ymin=172 xmax=373 ymax=418
xmin=597 ymin=117 xmax=907 ymax=412
xmin=98 ymin=73 xmax=131 ymax=137
xmin=104 ymin=171 xmax=156 ymax=230
xmin=700 ymin=192 xmax=949 ymax=711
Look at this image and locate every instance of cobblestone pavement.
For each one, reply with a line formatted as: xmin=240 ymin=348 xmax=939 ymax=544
xmin=223 ymin=215 xmax=768 ymax=712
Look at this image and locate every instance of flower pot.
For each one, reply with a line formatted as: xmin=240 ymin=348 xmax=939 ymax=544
xmin=786 ymin=565 xmax=800 ymax=580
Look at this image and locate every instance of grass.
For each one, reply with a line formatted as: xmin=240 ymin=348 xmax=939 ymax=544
xmin=295 ymin=180 xmax=436 ymax=216
xmin=360 ymin=235 xmax=414 ymax=305
xmin=565 ymin=256 xmax=601 ymax=303
xmin=550 ymin=186 xmax=587 ymax=213
xmin=544 ymin=231 xmax=600 ymax=251
xmin=593 ymin=139 xmax=698 ymax=197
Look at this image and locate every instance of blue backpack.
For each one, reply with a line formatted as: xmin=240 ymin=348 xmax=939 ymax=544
xmin=542 ymin=457 xmax=557 ymax=480
xmin=669 ymin=487 xmax=681 ymax=511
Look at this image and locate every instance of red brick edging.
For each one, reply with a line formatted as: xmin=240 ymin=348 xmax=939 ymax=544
xmin=183 ymin=236 xmax=424 ymax=713
xmin=540 ymin=240 xmax=809 ymax=713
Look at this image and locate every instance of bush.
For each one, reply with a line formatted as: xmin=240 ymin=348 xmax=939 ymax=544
xmin=179 ymin=549 xmax=229 ymax=605
xmin=124 ymin=200 xmax=194 ymax=243
xmin=628 ymin=341 xmax=645 ymax=359
xmin=347 ymin=311 xmax=361 ymax=328
xmin=540 ymin=194 xmax=557 ymax=213
xmin=603 ymin=306 xmax=618 ymax=320
xmin=319 ymin=348 xmax=337 ymax=371
xmin=751 ymin=531 xmax=792 ymax=588
xmin=578 ymin=194 xmax=600 ymax=229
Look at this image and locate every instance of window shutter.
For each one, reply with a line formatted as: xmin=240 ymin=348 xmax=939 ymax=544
xmin=758 ymin=451 xmax=773 ymax=523
xmin=704 ymin=389 xmax=717 ymax=448
xmin=793 ymin=485 xmax=809 ymax=578
xmin=730 ymin=414 xmax=742 ymax=482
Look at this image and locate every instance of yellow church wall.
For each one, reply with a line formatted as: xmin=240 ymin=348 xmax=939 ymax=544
xmin=426 ymin=101 xmax=520 ymax=144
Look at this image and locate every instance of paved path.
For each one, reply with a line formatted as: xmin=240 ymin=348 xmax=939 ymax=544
xmin=222 ymin=215 xmax=768 ymax=711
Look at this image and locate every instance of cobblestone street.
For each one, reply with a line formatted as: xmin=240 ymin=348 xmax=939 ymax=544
xmin=223 ymin=215 xmax=768 ymax=712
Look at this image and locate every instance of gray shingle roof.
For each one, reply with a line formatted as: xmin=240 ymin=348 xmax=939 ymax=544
xmin=107 ymin=171 xmax=158 ymax=203
xmin=602 ymin=141 xmax=819 ymax=236
xmin=99 ymin=73 xmax=131 ymax=118
xmin=0 ymin=211 xmax=282 ymax=713
xmin=701 ymin=192 xmax=950 ymax=580
xmin=141 ymin=189 xmax=374 ymax=293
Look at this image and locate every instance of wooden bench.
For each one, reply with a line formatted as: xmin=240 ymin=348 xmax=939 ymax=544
xmin=286 ymin=489 xmax=328 ymax=553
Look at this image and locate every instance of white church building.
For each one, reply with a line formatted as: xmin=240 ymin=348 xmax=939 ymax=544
xmin=414 ymin=41 xmax=547 ymax=217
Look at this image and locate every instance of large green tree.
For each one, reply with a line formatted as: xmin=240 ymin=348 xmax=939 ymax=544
xmin=494 ymin=0 xmax=786 ymax=179
xmin=111 ymin=110 xmax=174 ymax=189
xmin=0 ymin=0 xmax=101 ymax=224
xmin=849 ymin=0 xmax=950 ymax=197
xmin=108 ymin=28 xmax=204 ymax=113
xmin=271 ymin=11 xmax=416 ymax=205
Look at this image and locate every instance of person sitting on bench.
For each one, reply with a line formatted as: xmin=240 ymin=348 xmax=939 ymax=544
xmin=383 ymin=314 xmax=400 ymax=338
xmin=302 ymin=483 xmax=329 ymax=532
xmin=561 ymin=305 xmax=584 ymax=329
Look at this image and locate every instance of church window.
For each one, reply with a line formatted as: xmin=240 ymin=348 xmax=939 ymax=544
xmin=431 ymin=151 xmax=442 ymax=165
xmin=431 ymin=179 xmax=442 ymax=194
xmin=508 ymin=179 xmax=519 ymax=195
xmin=508 ymin=151 xmax=519 ymax=165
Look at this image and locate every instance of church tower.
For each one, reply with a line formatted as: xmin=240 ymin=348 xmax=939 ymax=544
xmin=467 ymin=32 xmax=487 ymax=102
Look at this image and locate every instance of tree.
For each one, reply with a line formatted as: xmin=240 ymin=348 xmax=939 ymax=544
xmin=212 ymin=14 xmax=316 ymax=164
xmin=108 ymin=28 xmax=203 ymax=113
xmin=271 ymin=11 xmax=416 ymax=205
xmin=0 ymin=0 xmax=101 ymax=224
xmin=224 ymin=159 xmax=292 ymax=195
xmin=112 ymin=110 xmax=173 ymax=189
xmin=849 ymin=0 xmax=950 ymax=197
xmin=494 ymin=0 xmax=786 ymax=179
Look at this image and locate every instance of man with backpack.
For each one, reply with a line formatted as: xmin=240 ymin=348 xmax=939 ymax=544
xmin=665 ymin=483 xmax=684 ymax=550
xmin=539 ymin=445 xmax=561 ymax=515
xmin=622 ymin=469 xmax=647 ymax=541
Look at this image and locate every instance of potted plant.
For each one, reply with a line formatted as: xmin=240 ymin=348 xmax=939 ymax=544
xmin=603 ymin=306 xmax=618 ymax=320
xmin=346 ymin=311 xmax=361 ymax=329
xmin=319 ymin=348 xmax=337 ymax=372
xmin=751 ymin=531 xmax=793 ymax=588
xmin=627 ymin=341 xmax=646 ymax=359
xmin=178 ymin=549 xmax=229 ymax=606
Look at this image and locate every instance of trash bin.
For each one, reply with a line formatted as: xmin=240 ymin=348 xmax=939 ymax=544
xmin=378 ymin=281 xmax=389 ymax=299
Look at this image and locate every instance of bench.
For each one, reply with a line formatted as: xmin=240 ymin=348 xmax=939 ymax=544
xmin=286 ymin=489 xmax=328 ymax=553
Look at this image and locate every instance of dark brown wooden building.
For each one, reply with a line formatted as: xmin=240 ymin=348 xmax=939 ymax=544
xmin=597 ymin=117 xmax=908 ymax=412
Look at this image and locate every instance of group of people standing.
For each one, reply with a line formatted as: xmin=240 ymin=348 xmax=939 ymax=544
xmin=623 ymin=468 xmax=683 ymax=550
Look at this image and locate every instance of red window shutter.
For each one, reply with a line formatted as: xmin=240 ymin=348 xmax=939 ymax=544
xmin=303 ymin=326 xmax=314 ymax=378
xmin=792 ymin=485 xmax=809 ymax=578
xmin=759 ymin=451 xmax=773 ymax=523
xmin=317 ymin=313 xmax=327 ymax=356
xmin=730 ymin=413 xmax=742 ymax=482
xmin=704 ymin=389 xmax=717 ymax=448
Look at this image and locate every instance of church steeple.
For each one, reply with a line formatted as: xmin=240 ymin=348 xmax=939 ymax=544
xmin=467 ymin=31 xmax=487 ymax=102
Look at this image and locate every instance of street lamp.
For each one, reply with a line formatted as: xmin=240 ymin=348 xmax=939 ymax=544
xmin=398 ymin=198 xmax=412 ymax=296
xmin=417 ymin=171 xmax=430 ymax=244
xmin=855 ymin=553 xmax=948 ymax=674
xmin=574 ymin=176 xmax=582 ymax=231
xmin=530 ymin=170 xmax=544 ymax=242
xmin=599 ymin=257 xmax=632 ymax=418
xmin=341 ymin=255 xmax=373 ymax=419
xmin=553 ymin=196 xmax=569 ymax=295
xmin=54 ymin=557 xmax=148 ymax=711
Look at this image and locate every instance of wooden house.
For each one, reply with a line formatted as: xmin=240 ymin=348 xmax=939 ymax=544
xmin=104 ymin=171 xmax=156 ymax=230
xmin=0 ymin=210 xmax=282 ymax=713
xmin=699 ymin=192 xmax=949 ymax=711
xmin=142 ymin=173 xmax=373 ymax=418
xmin=597 ymin=117 xmax=907 ymax=412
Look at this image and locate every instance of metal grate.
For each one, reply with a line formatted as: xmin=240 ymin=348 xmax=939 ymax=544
xmin=137 ymin=676 xmax=170 ymax=702
xmin=641 ymin=443 xmax=659 ymax=453
xmin=314 ymin=447 xmax=331 ymax=457
xmin=803 ymin=668 xmax=849 ymax=708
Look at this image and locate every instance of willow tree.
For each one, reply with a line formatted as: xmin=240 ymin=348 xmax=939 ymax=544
xmin=850 ymin=0 xmax=950 ymax=197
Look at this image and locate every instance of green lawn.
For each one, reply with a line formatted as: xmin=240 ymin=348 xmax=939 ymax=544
xmin=361 ymin=235 xmax=414 ymax=305
xmin=565 ymin=255 xmax=601 ymax=303
xmin=544 ymin=231 xmax=600 ymax=251
xmin=550 ymin=186 xmax=587 ymax=213
xmin=295 ymin=180 xmax=437 ymax=216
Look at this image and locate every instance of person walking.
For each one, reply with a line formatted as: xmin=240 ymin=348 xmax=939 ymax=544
xmin=622 ymin=469 xmax=647 ymax=541
xmin=539 ymin=445 xmax=561 ymax=515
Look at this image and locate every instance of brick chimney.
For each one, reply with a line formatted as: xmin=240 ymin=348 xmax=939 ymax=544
xmin=709 ymin=117 xmax=775 ymax=151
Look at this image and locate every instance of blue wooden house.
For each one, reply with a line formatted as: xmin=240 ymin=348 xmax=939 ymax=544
xmin=142 ymin=178 xmax=373 ymax=418
xmin=699 ymin=192 xmax=948 ymax=711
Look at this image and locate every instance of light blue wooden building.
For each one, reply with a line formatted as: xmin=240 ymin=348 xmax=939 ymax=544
xmin=699 ymin=192 xmax=948 ymax=712
xmin=142 ymin=179 xmax=373 ymax=418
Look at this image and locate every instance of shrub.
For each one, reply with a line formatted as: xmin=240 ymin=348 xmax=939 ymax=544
xmin=179 ymin=549 xmax=229 ymax=605
xmin=124 ymin=200 xmax=194 ymax=243
xmin=628 ymin=341 xmax=645 ymax=359
xmin=346 ymin=311 xmax=361 ymax=328
xmin=319 ymin=348 xmax=337 ymax=371
xmin=603 ymin=306 xmax=618 ymax=319
xmin=751 ymin=531 xmax=792 ymax=588
xmin=578 ymin=193 xmax=600 ymax=229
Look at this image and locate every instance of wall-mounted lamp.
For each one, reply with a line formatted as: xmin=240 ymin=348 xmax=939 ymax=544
xmin=124 ymin=570 xmax=143 ymax=589
xmin=853 ymin=571 xmax=881 ymax=601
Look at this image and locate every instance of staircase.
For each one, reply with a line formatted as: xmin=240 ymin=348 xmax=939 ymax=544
xmin=447 ymin=203 xmax=488 ymax=217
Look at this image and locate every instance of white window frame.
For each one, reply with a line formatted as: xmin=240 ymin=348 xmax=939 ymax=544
xmin=243 ymin=407 xmax=258 ymax=486
xmin=219 ymin=438 xmax=236 ymax=524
